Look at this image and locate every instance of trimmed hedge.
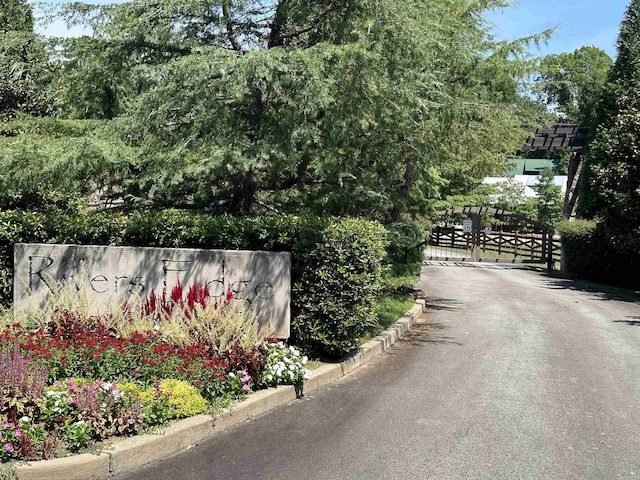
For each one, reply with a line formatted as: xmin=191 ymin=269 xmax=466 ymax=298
xmin=557 ymin=220 xmax=639 ymax=288
xmin=0 ymin=210 xmax=386 ymax=358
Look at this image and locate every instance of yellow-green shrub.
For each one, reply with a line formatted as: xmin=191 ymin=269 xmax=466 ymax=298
xmin=140 ymin=380 xmax=206 ymax=419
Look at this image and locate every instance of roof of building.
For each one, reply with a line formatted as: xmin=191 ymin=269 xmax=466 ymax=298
xmin=505 ymin=158 xmax=558 ymax=176
xmin=523 ymin=124 xmax=590 ymax=152
xmin=483 ymin=175 xmax=568 ymax=198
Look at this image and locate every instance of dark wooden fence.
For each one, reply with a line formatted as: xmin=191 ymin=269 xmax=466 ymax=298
xmin=428 ymin=226 xmax=561 ymax=265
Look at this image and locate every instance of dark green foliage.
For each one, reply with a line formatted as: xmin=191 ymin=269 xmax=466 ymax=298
xmin=37 ymin=0 xmax=547 ymax=221
xmin=557 ymin=220 xmax=639 ymax=288
xmin=582 ymin=0 xmax=640 ymax=269
xmin=0 ymin=0 xmax=52 ymax=119
xmin=0 ymin=211 xmax=48 ymax=302
xmin=534 ymin=46 xmax=612 ymax=126
xmin=0 ymin=0 xmax=33 ymax=33
xmin=534 ymin=169 xmax=563 ymax=227
xmin=558 ymin=220 xmax=607 ymax=279
xmin=292 ymin=218 xmax=387 ymax=357
xmin=385 ymin=221 xmax=428 ymax=265
xmin=0 ymin=118 xmax=132 ymax=211
xmin=0 ymin=211 xmax=387 ymax=357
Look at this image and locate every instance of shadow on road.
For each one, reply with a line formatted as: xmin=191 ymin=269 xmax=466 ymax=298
xmin=613 ymin=317 xmax=640 ymax=326
xmin=540 ymin=272 xmax=640 ymax=304
xmin=399 ymin=317 xmax=463 ymax=347
xmin=423 ymin=298 xmax=463 ymax=311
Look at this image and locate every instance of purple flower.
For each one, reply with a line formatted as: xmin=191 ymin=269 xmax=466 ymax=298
xmin=2 ymin=423 xmax=11 ymax=429
xmin=242 ymin=384 xmax=250 ymax=391
xmin=4 ymin=444 xmax=12 ymax=453
xmin=14 ymin=430 xmax=21 ymax=438
xmin=240 ymin=375 xmax=251 ymax=383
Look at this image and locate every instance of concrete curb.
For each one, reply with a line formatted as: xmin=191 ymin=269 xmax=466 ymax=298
xmin=14 ymin=299 xmax=426 ymax=479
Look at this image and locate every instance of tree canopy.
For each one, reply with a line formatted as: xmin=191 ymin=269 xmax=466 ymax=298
xmin=534 ymin=46 xmax=612 ymax=127
xmin=3 ymin=0 xmax=550 ymax=223
xmin=0 ymin=0 xmax=52 ymax=119
xmin=584 ymin=0 xmax=640 ymax=250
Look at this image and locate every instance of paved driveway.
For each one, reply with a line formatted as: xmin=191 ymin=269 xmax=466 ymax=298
xmin=120 ymin=264 xmax=640 ymax=479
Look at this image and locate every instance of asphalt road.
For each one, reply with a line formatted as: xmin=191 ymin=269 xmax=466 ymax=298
xmin=119 ymin=263 xmax=640 ymax=480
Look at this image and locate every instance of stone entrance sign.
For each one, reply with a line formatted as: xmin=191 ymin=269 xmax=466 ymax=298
xmin=14 ymin=243 xmax=290 ymax=338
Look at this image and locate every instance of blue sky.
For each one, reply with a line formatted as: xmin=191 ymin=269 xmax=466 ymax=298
xmin=38 ymin=0 xmax=629 ymax=59
xmin=485 ymin=0 xmax=629 ymax=59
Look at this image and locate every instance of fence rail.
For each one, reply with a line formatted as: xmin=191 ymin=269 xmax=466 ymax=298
xmin=427 ymin=226 xmax=561 ymax=265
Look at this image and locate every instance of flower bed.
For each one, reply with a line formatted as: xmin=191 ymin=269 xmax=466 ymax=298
xmin=0 ymin=280 xmax=311 ymax=462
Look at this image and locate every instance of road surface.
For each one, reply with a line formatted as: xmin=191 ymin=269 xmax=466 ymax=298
xmin=119 ymin=263 xmax=640 ymax=479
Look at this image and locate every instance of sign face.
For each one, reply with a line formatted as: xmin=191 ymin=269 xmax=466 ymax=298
xmin=484 ymin=226 xmax=492 ymax=235
xmin=14 ymin=243 xmax=291 ymax=338
xmin=462 ymin=219 xmax=473 ymax=233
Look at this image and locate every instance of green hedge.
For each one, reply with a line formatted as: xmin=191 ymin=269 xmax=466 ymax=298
xmin=0 ymin=210 xmax=387 ymax=358
xmin=557 ymin=220 xmax=639 ymax=288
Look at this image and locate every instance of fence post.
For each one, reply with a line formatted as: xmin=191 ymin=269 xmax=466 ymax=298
xmin=471 ymin=212 xmax=481 ymax=262
xmin=546 ymin=229 xmax=554 ymax=270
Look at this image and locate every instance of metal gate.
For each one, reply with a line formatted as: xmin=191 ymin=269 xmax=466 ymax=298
xmin=424 ymin=207 xmax=561 ymax=269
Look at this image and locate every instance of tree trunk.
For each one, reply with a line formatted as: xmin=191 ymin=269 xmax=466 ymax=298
xmin=229 ymin=170 xmax=257 ymax=216
xmin=390 ymin=159 xmax=417 ymax=223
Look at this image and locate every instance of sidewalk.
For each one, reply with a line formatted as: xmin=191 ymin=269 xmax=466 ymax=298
xmin=14 ymin=299 xmax=426 ymax=480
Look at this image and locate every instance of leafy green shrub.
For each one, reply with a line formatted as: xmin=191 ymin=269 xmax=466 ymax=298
xmin=137 ymin=380 xmax=206 ymax=422
xmin=0 ymin=210 xmax=48 ymax=303
xmin=154 ymin=379 xmax=207 ymax=418
xmin=293 ymin=218 xmax=387 ymax=357
xmin=381 ymin=262 xmax=420 ymax=296
xmin=557 ymin=220 xmax=603 ymax=278
xmin=557 ymin=220 xmax=640 ymax=287
xmin=385 ymin=221 xmax=427 ymax=265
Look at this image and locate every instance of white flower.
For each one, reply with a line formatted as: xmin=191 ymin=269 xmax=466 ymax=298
xmin=20 ymin=416 xmax=29 ymax=423
xmin=153 ymin=324 xmax=160 ymax=332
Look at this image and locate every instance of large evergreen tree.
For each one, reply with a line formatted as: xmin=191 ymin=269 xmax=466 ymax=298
xmin=5 ymin=0 xmax=546 ymax=219
xmin=0 ymin=0 xmax=51 ymax=119
xmin=585 ymin=0 xmax=640 ymax=247
xmin=534 ymin=46 xmax=612 ymax=127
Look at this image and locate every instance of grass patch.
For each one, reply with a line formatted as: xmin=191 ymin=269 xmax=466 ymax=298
xmin=359 ymin=293 xmax=416 ymax=345
xmin=376 ymin=294 xmax=417 ymax=329
xmin=359 ymin=262 xmax=421 ymax=344
xmin=306 ymin=360 xmax=323 ymax=370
